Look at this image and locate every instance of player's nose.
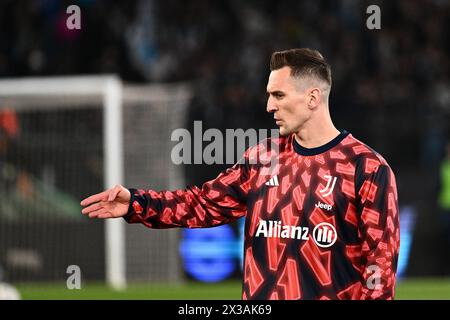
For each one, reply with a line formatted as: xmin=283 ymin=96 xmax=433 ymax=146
xmin=267 ymin=97 xmax=277 ymax=113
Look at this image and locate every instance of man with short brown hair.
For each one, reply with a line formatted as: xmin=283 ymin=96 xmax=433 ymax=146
xmin=81 ymin=48 xmax=400 ymax=300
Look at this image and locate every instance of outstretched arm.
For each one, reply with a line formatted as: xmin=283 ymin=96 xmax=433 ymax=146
xmin=81 ymin=153 xmax=254 ymax=229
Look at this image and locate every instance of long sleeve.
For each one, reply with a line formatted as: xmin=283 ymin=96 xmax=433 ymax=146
xmin=123 ymin=154 xmax=253 ymax=229
xmin=356 ymin=163 xmax=400 ymax=299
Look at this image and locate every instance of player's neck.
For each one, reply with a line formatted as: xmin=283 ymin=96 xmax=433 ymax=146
xmin=294 ymin=113 xmax=340 ymax=149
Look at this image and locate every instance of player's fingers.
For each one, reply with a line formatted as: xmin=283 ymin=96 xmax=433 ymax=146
xmin=97 ymin=212 xmax=113 ymax=219
xmin=81 ymin=202 xmax=104 ymax=214
xmin=108 ymin=185 xmax=121 ymax=202
xmin=88 ymin=208 xmax=108 ymax=219
xmin=80 ymin=190 xmax=109 ymax=206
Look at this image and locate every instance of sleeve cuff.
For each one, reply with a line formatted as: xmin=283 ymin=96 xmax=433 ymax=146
xmin=123 ymin=188 xmax=137 ymax=222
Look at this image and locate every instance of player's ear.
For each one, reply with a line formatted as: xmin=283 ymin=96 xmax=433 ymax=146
xmin=307 ymin=88 xmax=321 ymax=109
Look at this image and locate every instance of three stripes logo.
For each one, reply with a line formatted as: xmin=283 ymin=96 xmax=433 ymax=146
xmin=265 ymin=175 xmax=279 ymax=186
xmin=312 ymin=222 xmax=337 ymax=248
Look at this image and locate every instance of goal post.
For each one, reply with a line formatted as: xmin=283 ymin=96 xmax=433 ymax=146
xmin=103 ymin=77 xmax=126 ymax=290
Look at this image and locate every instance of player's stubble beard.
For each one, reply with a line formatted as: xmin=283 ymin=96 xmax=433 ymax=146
xmin=279 ymin=115 xmax=309 ymax=138
xmin=279 ymin=125 xmax=291 ymax=137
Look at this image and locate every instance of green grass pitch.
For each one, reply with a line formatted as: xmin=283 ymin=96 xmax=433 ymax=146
xmin=13 ymin=278 xmax=450 ymax=300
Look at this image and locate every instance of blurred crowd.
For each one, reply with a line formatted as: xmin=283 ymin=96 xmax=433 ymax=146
xmin=0 ymin=0 xmax=449 ymax=170
xmin=1 ymin=0 xmax=450 ymax=276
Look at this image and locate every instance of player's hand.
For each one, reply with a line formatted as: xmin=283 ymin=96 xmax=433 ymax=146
xmin=80 ymin=185 xmax=131 ymax=219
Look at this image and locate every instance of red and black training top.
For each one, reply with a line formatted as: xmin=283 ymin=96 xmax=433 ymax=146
xmin=124 ymin=130 xmax=400 ymax=300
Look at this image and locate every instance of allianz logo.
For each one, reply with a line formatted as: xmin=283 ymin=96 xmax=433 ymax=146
xmin=255 ymin=220 xmax=337 ymax=248
xmin=315 ymin=201 xmax=333 ymax=211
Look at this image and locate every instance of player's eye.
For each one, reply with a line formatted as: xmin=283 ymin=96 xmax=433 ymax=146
xmin=267 ymin=92 xmax=284 ymax=99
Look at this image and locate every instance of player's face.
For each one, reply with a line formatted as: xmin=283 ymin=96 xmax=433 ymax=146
xmin=266 ymin=67 xmax=311 ymax=136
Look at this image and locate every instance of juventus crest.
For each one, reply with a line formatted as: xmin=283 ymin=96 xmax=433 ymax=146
xmin=320 ymin=175 xmax=337 ymax=197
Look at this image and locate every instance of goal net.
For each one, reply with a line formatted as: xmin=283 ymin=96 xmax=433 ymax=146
xmin=0 ymin=76 xmax=191 ymax=289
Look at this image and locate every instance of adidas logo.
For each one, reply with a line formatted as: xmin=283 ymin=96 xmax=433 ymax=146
xmin=265 ymin=175 xmax=279 ymax=186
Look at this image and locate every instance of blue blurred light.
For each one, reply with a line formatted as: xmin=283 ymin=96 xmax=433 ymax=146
xmin=179 ymin=223 xmax=241 ymax=282
xmin=398 ymin=206 xmax=417 ymax=279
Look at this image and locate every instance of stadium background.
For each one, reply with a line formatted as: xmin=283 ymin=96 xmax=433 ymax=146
xmin=0 ymin=0 xmax=449 ymax=299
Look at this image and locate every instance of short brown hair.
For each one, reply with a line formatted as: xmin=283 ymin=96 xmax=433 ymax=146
xmin=270 ymin=48 xmax=332 ymax=87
